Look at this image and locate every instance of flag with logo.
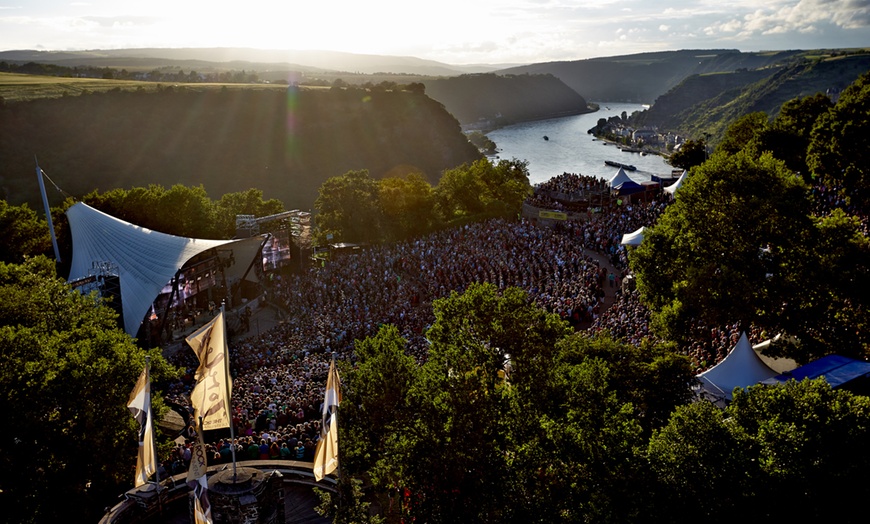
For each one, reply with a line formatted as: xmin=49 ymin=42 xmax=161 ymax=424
xmin=186 ymin=421 xmax=209 ymax=489
xmin=313 ymin=357 xmax=342 ymax=481
xmin=187 ymin=311 xmax=233 ymax=430
xmin=187 ymin=421 xmax=213 ymax=524
xmin=128 ymin=365 xmax=157 ymax=487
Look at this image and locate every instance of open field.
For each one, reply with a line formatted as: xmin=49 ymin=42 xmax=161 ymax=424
xmin=0 ymin=72 xmax=296 ymax=103
xmin=0 ymin=72 xmax=159 ymax=102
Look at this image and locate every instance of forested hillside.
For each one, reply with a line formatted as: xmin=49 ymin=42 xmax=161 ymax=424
xmin=631 ymin=53 xmax=870 ymax=140
xmin=0 ymin=86 xmax=481 ymax=210
xmin=424 ymin=73 xmax=591 ymax=126
xmin=499 ymin=49 xmax=809 ymax=102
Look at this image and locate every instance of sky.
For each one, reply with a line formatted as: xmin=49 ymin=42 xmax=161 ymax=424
xmin=0 ymin=0 xmax=868 ymax=65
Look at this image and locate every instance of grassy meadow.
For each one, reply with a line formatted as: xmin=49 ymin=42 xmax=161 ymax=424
xmin=0 ymin=72 xmax=299 ymax=103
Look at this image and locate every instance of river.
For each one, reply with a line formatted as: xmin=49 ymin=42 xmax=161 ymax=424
xmin=486 ymin=103 xmax=674 ymax=186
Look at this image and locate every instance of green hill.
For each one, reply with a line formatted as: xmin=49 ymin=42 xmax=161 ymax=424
xmin=498 ymin=49 xmax=809 ymax=103
xmin=0 ymin=85 xmax=481 ymax=210
xmin=423 ymin=73 xmax=591 ymax=126
xmin=631 ymin=53 xmax=870 ymax=140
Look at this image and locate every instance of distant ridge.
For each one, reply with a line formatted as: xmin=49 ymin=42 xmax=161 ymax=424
xmin=497 ymin=49 xmax=810 ymax=103
xmin=0 ymin=47 xmax=519 ymax=76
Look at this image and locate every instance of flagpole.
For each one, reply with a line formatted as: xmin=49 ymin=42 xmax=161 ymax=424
xmin=221 ymin=302 xmax=238 ymax=482
xmin=334 ymin=356 xmax=343 ymax=513
xmin=34 ymin=157 xmax=61 ymax=262
xmin=146 ymin=356 xmax=165 ymax=514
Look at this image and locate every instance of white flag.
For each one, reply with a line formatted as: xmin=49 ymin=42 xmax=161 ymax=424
xmin=187 ymin=311 xmax=233 ymax=430
xmin=128 ymin=366 xmax=157 ymax=487
xmin=313 ymin=358 xmax=342 ymax=481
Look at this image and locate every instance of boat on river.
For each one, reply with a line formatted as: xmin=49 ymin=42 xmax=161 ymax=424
xmin=604 ymin=160 xmax=637 ymax=171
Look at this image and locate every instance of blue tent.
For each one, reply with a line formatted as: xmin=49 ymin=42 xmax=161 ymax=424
xmin=615 ymin=180 xmax=645 ymax=196
xmin=762 ymin=354 xmax=870 ymax=394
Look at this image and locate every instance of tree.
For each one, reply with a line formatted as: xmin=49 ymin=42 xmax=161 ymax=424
xmin=668 ymin=138 xmax=707 ymax=170
xmin=342 ymin=284 xmax=694 ymax=523
xmin=340 ymin=325 xmax=419 ymax=477
xmin=715 ymin=112 xmax=769 ymax=156
xmin=344 ymin=284 xmax=572 ymax=523
xmin=466 ymin=131 xmax=497 ymax=155
xmin=632 ymin=146 xmax=869 ymax=362
xmin=214 ymin=188 xmax=285 ymax=238
xmin=766 ymin=93 xmax=832 ymax=178
xmin=378 ymin=173 xmax=436 ymax=241
xmin=774 ymin=209 xmax=870 ymax=360
xmin=81 ymin=184 xmax=221 ymax=239
xmin=0 ymin=257 xmax=176 ymax=523
xmin=434 ymin=158 xmax=531 ymax=222
xmin=0 ymin=200 xmax=51 ymax=263
xmin=632 ymin=150 xmax=808 ymax=345
xmin=648 ymin=379 xmax=870 ymax=522
xmin=556 ymin=335 xmax=694 ymax=435
xmin=647 ymin=400 xmax=756 ymax=523
xmin=509 ymin=333 xmax=691 ymax=523
xmin=405 ymin=82 xmax=426 ymax=95
xmin=727 ymin=379 xmax=870 ymax=520
xmin=314 ymin=169 xmax=382 ymax=244
xmin=807 ymin=71 xmax=870 ymax=208
xmin=399 ymin=283 xmax=563 ymax=522
xmin=509 ymin=351 xmax=646 ymax=523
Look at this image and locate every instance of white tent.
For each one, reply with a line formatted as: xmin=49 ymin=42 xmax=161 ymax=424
xmin=620 ymin=226 xmax=645 ymax=246
xmin=66 ymin=202 xmax=265 ymax=337
xmin=663 ymin=169 xmax=687 ymax=195
xmin=696 ymin=332 xmax=779 ymax=404
xmin=609 ymin=167 xmax=633 ymax=189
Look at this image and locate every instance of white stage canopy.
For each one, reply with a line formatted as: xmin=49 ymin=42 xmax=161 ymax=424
xmin=67 ymin=202 xmax=264 ymax=337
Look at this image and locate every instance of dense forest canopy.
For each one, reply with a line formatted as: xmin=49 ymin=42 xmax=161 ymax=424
xmin=630 ymin=53 xmax=870 ymax=144
xmin=0 ymin=257 xmax=176 ymax=523
xmin=0 ymin=86 xmax=481 ymax=212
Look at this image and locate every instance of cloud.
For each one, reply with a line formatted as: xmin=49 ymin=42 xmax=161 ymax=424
xmin=81 ymin=16 xmax=162 ymax=28
xmin=711 ymin=0 xmax=870 ymax=39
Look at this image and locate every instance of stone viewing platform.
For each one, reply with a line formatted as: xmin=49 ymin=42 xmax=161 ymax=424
xmin=100 ymin=461 xmax=336 ymax=524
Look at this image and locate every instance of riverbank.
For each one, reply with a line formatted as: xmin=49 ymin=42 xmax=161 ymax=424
xmin=593 ymin=135 xmax=670 ymax=159
xmin=463 ymin=103 xmax=600 ymax=134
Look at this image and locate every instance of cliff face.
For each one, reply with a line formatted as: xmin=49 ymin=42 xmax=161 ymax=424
xmin=424 ymin=73 xmax=591 ymax=126
xmin=0 ymin=86 xmax=481 ymax=209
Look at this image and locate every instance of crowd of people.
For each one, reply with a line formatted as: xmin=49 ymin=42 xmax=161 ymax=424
xmin=534 ymin=172 xmax=610 ymax=196
xmin=163 ymin=166 xmax=857 ymax=470
xmin=166 ymin=213 xmax=615 ymax=468
xmin=590 ymin=287 xmax=767 ymax=372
